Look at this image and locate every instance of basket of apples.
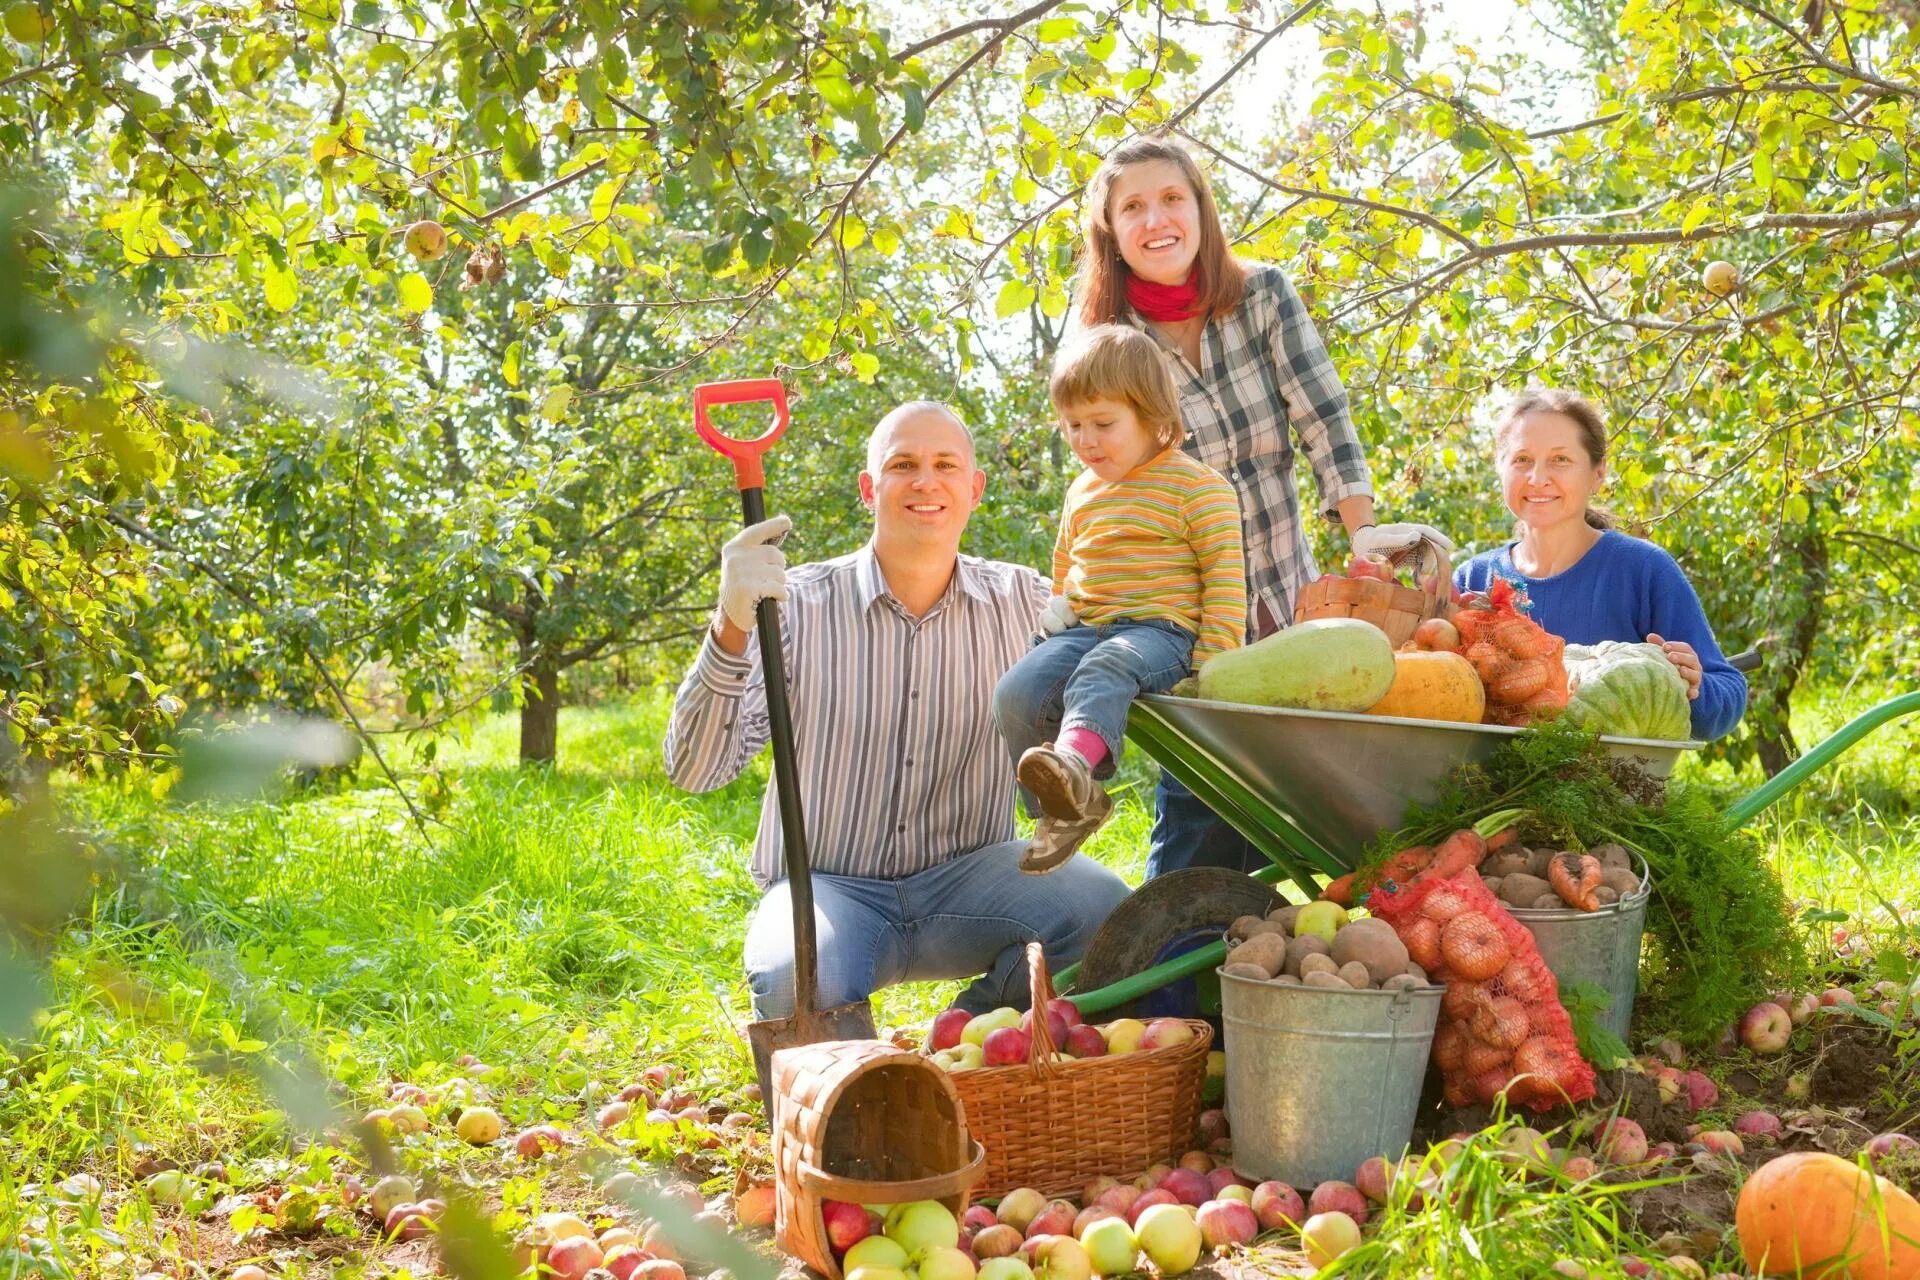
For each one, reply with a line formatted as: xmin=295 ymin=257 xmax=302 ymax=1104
xmin=920 ymin=943 xmax=1211 ymax=1199
xmin=1295 ymin=534 xmax=1451 ymax=648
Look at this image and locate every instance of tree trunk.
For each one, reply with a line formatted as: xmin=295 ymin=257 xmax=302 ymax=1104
xmin=519 ymin=659 xmax=560 ymax=765
xmin=1754 ymin=518 xmax=1827 ymax=777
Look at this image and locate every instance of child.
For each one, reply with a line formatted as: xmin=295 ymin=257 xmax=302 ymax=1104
xmin=993 ymin=325 xmax=1247 ymax=873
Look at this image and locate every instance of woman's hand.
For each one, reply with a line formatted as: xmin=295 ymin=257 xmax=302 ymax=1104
xmin=1647 ymin=632 xmax=1702 ymax=700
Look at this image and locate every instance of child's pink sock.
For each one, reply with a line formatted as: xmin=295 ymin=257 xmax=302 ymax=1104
xmin=1058 ymin=728 xmax=1109 ymax=771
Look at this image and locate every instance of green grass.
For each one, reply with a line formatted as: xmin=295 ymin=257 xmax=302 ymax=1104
xmin=2 ymin=682 xmax=1916 ymax=1276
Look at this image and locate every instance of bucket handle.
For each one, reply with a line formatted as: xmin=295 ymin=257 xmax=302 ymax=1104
xmin=798 ymin=1140 xmax=986 ymax=1203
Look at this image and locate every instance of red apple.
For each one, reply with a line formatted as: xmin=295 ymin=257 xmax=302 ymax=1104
xmin=1866 ymin=1132 xmax=1920 ymax=1159
xmin=1306 ymin=1180 xmax=1367 ymax=1227
xmin=1739 ymin=1002 xmax=1792 ymax=1054
xmin=971 ymin=1225 xmax=1024 ymax=1258
xmin=1412 ymin=616 xmax=1462 ymax=652
xmin=1596 ymin=1118 xmax=1648 ymax=1165
xmin=1205 ymin=1166 xmax=1247 ymax=1196
xmin=1250 ymin=1181 xmax=1305 ymax=1232
xmin=1195 ymin=1199 xmax=1258 ymax=1248
xmin=1353 ymin=1156 xmax=1392 ymax=1205
xmin=982 ymin=1026 xmax=1032 ymax=1068
xmin=822 ymin=1199 xmax=871 ymax=1253
xmin=1696 ymin=1130 xmax=1744 ymax=1156
xmin=642 ymin=1064 xmax=680 ymax=1088
xmin=1819 ymin=987 xmax=1856 ymax=1008
xmin=1125 ymin=1189 xmax=1178 ymax=1227
xmin=515 ymin=1125 xmax=566 ymax=1159
xmin=930 ymin=1007 xmax=973 ymax=1052
xmin=1681 ymin=1071 xmax=1719 ymax=1113
xmin=1095 ymin=1184 xmax=1141 ymax=1217
xmin=1023 ymin=1200 xmax=1076 ymax=1240
xmin=1063 ymin=1025 xmax=1107 ymax=1059
xmin=635 ymin=1261 xmax=687 ymax=1280
xmin=1071 ymin=1205 xmax=1118 ymax=1237
xmin=604 ymin=1246 xmax=650 ymax=1280
xmin=1020 ymin=1007 xmax=1070 ymax=1049
xmin=1195 ymin=1109 xmax=1228 ymax=1146
xmin=548 ymin=1236 xmax=606 ymax=1280
xmin=1159 ymin=1168 xmax=1210 ymax=1208
xmin=1139 ymin=1019 xmax=1195 ymax=1052
xmin=1045 ymin=998 xmax=1083 ymax=1029
xmin=1733 ymin=1111 xmax=1782 ymax=1139
xmin=962 ymin=1205 xmax=999 ymax=1234
xmin=735 ymin=1182 xmax=776 ymax=1229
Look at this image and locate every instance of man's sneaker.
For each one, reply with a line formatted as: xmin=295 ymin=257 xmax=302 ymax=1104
xmin=1018 ymin=743 xmax=1103 ymax=821
xmin=1021 ymin=792 xmax=1114 ymax=875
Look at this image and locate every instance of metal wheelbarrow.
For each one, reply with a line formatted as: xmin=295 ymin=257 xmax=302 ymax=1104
xmin=1059 ymin=688 xmax=1920 ymax=1017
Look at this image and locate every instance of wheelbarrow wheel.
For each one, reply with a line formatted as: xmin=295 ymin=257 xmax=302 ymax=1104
xmin=1069 ymin=868 xmax=1283 ymax=1021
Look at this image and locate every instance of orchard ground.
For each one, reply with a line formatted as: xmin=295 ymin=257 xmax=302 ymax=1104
xmin=3 ymin=685 xmax=1918 ymax=1277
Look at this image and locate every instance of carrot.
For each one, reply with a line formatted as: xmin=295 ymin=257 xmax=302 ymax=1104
xmin=1323 ymin=872 xmax=1359 ymax=906
xmin=1414 ymin=828 xmax=1488 ymax=883
xmin=1486 ymin=827 xmax=1520 ymax=853
xmin=1550 ymin=853 xmax=1603 ymax=911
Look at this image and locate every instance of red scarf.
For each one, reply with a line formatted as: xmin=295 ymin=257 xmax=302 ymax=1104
xmin=1125 ymin=268 xmax=1203 ymax=322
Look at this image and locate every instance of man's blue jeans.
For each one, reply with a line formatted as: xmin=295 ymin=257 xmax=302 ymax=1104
xmin=743 ymin=840 xmax=1133 ymax=1018
xmin=992 ymin=619 xmax=1194 ymax=810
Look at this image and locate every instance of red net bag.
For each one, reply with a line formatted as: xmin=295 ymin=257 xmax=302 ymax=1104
xmin=1451 ymin=578 xmax=1568 ymax=726
xmin=1369 ymin=868 xmax=1595 ymax=1113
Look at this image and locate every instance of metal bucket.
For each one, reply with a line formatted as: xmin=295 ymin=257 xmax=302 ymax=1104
xmin=1218 ymin=968 xmax=1441 ymax=1187
xmin=1508 ymin=862 xmax=1651 ymax=1046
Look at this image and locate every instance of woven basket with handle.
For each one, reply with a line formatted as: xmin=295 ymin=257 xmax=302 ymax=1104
xmin=770 ymin=1039 xmax=985 ymax=1280
xmin=951 ymin=942 xmax=1212 ymax=1199
xmin=1294 ymin=533 xmax=1452 ymax=647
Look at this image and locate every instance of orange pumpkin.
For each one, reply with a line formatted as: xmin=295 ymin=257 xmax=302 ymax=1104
xmin=1736 ymin=1152 xmax=1920 ymax=1279
xmin=1366 ymin=650 xmax=1485 ymax=723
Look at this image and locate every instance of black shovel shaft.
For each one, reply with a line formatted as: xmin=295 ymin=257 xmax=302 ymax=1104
xmin=738 ymin=485 xmax=819 ymax=1020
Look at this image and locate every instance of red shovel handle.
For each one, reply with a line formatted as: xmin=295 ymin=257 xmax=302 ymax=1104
xmin=694 ymin=378 xmax=790 ymax=491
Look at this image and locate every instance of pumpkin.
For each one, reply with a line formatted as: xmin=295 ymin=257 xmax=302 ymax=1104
xmin=1365 ymin=650 xmax=1486 ymax=723
xmin=1735 ymin=1152 xmax=1920 ymax=1279
xmin=1562 ymin=641 xmax=1691 ymax=741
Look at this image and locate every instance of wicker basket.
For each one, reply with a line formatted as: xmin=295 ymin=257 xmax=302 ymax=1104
xmin=952 ymin=943 xmax=1212 ymax=1199
xmin=1295 ymin=534 xmax=1452 ymax=647
xmin=770 ymin=1039 xmax=985 ymax=1280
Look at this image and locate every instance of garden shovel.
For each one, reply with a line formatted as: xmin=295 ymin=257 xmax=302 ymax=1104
xmin=694 ymin=378 xmax=877 ymax=1105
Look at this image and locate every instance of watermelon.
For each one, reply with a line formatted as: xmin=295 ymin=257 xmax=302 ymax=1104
xmin=1562 ymin=641 xmax=1692 ymax=741
xmin=1198 ymin=618 xmax=1396 ymax=712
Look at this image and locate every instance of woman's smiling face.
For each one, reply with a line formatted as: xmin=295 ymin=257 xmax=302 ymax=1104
xmin=1498 ymin=410 xmax=1606 ymax=532
xmin=1107 ymin=159 xmax=1201 ymax=286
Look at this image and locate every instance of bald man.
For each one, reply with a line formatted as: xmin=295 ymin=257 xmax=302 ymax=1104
xmin=665 ymin=401 xmax=1131 ymax=1018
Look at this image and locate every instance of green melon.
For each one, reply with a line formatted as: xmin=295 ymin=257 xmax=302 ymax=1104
xmin=1563 ymin=641 xmax=1692 ymax=740
xmin=1198 ymin=618 xmax=1396 ymax=712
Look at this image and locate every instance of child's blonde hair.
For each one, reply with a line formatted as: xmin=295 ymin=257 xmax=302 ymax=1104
xmin=1048 ymin=324 xmax=1185 ymax=448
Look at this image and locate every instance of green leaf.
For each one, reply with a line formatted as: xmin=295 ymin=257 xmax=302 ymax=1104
xmin=1036 ymin=16 xmax=1079 ymax=41
xmin=995 ymin=279 xmax=1036 ymax=318
xmin=502 ymin=340 xmax=522 ymax=387
xmin=540 ymin=385 xmax=574 ymax=422
xmin=397 ymin=272 xmax=433 ymax=314
xmin=902 ymin=83 xmax=925 ymax=132
xmin=1680 ymin=196 xmax=1714 ymax=237
xmin=263 ymin=260 xmax=298 ymax=313
xmin=848 ymin=351 xmax=879 ymax=383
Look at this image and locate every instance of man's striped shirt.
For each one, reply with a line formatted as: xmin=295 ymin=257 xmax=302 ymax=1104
xmin=1053 ymin=447 xmax=1247 ymax=665
xmin=663 ymin=545 xmax=1049 ymax=887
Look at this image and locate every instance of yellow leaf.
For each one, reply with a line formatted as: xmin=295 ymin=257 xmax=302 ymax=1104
xmin=263 ymin=261 xmax=298 ymax=313
xmin=540 ymin=385 xmax=573 ymax=422
xmin=397 ymin=272 xmax=433 ymax=313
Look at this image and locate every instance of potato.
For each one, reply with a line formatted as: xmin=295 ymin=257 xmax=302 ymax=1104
xmin=1302 ymin=970 xmax=1349 ymax=989
xmin=1592 ymin=843 xmax=1633 ymax=871
xmin=1222 ymin=962 xmax=1274 ymax=982
xmin=1405 ymin=962 xmax=1428 ymax=985
xmin=1593 ymin=886 xmax=1620 ymax=907
xmin=1274 ymin=973 xmax=1302 ymax=986
xmin=1329 ymin=917 xmax=1410 ymax=983
xmin=1381 ymin=973 xmax=1420 ymax=992
xmin=1484 ymin=850 xmax=1533 ymax=879
xmin=1337 ymin=960 xmax=1372 ymax=990
xmin=1267 ymin=903 xmax=1303 ymax=933
xmin=1283 ymin=933 xmax=1331 ymax=976
xmin=1228 ymin=914 xmax=1265 ymax=942
xmin=1482 ymin=876 xmax=1504 ymax=899
xmin=1530 ymin=892 xmax=1563 ymax=909
xmin=1601 ymin=868 xmax=1641 ymax=897
xmin=1226 ymin=932 xmax=1288 ymax=977
xmin=1500 ymin=873 xmax=1552 ymax=906
xmin=1527 ymin=848 xmax=1554 ymax=878
xmin=1298 ymin=953 xmax=1339 ymax=980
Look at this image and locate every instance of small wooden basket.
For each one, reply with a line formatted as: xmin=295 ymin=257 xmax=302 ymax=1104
xmin=951 ymin=943 xmax=1212 ymax=1198
xmin=1295 ymin=533 xmax=1452 ymax=647
xmin=771 ymin=1039 xmax=985 ymax=1280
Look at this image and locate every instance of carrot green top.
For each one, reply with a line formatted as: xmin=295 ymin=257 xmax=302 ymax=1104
xmin=1052 ymin=447 xmax=1248 ymax=665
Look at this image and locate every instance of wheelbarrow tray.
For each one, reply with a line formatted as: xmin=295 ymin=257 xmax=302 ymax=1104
xmin=1130 ymin=693 xmax=1696 ymax=875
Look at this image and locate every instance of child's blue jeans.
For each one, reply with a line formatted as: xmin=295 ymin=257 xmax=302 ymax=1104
xmin=992 ymin=618 xmax=1195 ymax=809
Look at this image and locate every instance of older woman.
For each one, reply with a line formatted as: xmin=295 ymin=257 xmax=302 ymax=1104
xmin=1454 ymin=388 xmax=1746 ymax=740
xmin=1068 ymin=134 xmax=1450 ymax=877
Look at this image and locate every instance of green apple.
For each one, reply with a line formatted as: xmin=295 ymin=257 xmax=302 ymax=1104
xmin=1077 ymin=1216 xmax=1138 ymax=1277
xmin=845 ymin=1267 xmax=908 ymax=1280
xmin=977 ymin=1258 xmax=1035 ymax=1280
xmin=1293 ymin=901 xmax=1348 ymax=943
xmin=1133 ymin=1204 xmax=1201 ymax=1276
xmin=961 ymin=1007 xmax=1021 ymax=1047
xmin=846 ymin=1237 xmax=912 ymax=1272
xmin=920 ymin=1244 xmax=977 ymax=1280
xmin=932 ymin=1043 xmax=984 ymax=1072
xmin=1102 ymin=1018 xmax=1146 ymax=1055
xmin=884 ymin=1200 xmax=958 ymax=1258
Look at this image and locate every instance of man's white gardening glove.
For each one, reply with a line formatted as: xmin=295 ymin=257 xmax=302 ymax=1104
xmin=1352 ymin=522 xmax=1457 ymax=561
xmin=717 ymin=515 xmax=792 ymax=632
xmin=1036 ymin=595 xmax=1079 ymax=638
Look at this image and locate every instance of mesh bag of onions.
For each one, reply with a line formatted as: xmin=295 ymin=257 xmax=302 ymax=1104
xmin=1369 ymin=871 xmax=1595 ymax=1112
xmin=1453 ymin=578 xmax=1569 ymax=726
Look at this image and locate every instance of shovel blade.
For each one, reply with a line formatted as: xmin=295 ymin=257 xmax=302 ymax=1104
xmin=748 ymin=1000 xmax=878 ymax=1108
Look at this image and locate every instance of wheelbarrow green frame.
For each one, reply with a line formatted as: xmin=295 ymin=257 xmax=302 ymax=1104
xmin=1060 ymin=689 xmax=1920 ymax=1015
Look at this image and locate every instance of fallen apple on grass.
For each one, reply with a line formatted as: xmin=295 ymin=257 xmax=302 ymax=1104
xmin=1300 ymin=1210 xmax=1361 ymax=1269
xmin=1249 ymin=1181 xmax=1304 ymax=1231
xmin=454 ymin=1105 xmax=503 ymax=1144
xmin=921 ymin=1244 xmax=978 ymax=1280
xmin=1738 ymin=1001 xmax=1792 ymax=1054
xmin=515 ymin=1125 xmax=566 ymax=1159
xmin=1195 ymin=1199 xmax=1257 ymax=1248
xmin=972 ymin=1225 xmax=1025 ymax=1258
xmin=1025 ymin=1233 xmax=1094 ymax=1280
xmin=977 ymin=1258 xmax=1035 ymax=1280
xmin=369 ymin=1174 xmax=417 ymax=1222
xmin=1124 ymin=1189 xmax=1178 ymax=1227
xmin=1133 ymin=1203 xmax=1202 ymax=1276
xmin=1077 ymin=1215 xmax=1138 ymax=1276
xmin=734 ymin=1182 xmax=776 ymax=1229
xmin=1021 ymin=1200 xmax=1076 ymax=1241
xmin=1306 ymin=1179 xmax=1368 ymax=1226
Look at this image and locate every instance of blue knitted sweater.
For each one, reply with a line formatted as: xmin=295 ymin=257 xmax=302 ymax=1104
xmin=1454 ymin=531 xmax=1747 ymax=741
